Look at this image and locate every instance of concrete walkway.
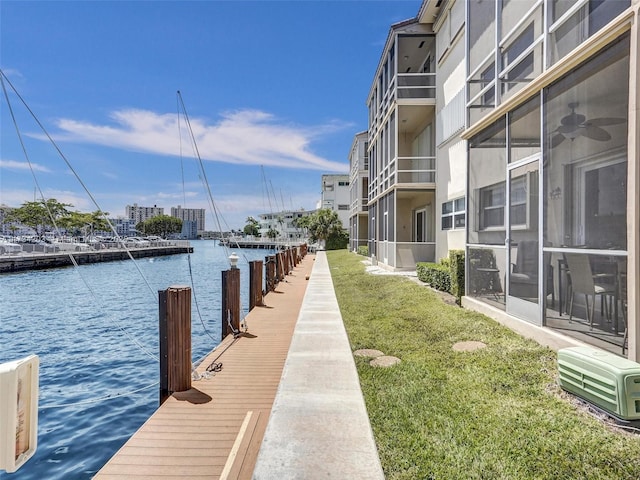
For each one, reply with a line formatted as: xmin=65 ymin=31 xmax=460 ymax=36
xmin=95 ymin=251 xmax=383 ymax=479
xmin=252 ymin=251 xmax=384 ymax=479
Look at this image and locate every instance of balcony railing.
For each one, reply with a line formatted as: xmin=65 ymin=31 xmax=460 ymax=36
xmin=396 ymin=73 xmax=436 ymax=100
xmin=372 ymin=241 xmax=436 ymax=269
xmin=369 ymin=73 xmax=437 ymax=137
xmin=368 ymin=156 xmax=436 ymax=202
xmin=396 ymin=156 xmax=436 ymax=184
xmin=350 ymin=197 xmax=370 ymax=216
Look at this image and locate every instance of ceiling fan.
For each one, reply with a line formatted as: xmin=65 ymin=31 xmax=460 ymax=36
xmin=550 ymin=102 xmax=625 ymax=148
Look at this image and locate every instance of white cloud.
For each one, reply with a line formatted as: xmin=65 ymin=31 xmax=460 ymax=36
xmin=43 ymin=108 xmax=351 ymax=172
xmin=0 ymin=187 xmax=91 ymax=211
xmin=0 ymin=159 xmax=51 ymax=173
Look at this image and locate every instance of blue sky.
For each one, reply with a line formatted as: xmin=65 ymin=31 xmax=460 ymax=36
xmin=0 ymin=0 xmax=421 ymax=230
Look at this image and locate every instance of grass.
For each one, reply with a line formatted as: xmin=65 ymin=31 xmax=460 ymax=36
xmin=327 ymin=250 xmax=640 ymax=480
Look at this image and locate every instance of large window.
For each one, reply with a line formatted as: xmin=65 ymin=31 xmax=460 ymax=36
xmin=477 ymin=176 xmax=532 ymax=231
xmin=468 ymin=118 xmax=506 ymax=245
xmin=549 ymin=0 xmax=630 ymax=65
xmin=509 ymin=95 xmax=541 ymax=163
xmin=502 ymin=24 xmax=534 ymax=70
xmin=501 ymin=24 xmax=535 ymax=96
xmin=479 ymin=183 xmax=505 ymax=229
xmin=442 ymin=197 xmax=465 ymax=230
xmin=510 ymin=176 xmax=529 ymax=226
xmin=544 ymin=33 xmax=629 ymax=251
xmin=467 ymin=0 xmax=629 ymax=121
xmin=468 ymin=0 xmax=496 ymax=74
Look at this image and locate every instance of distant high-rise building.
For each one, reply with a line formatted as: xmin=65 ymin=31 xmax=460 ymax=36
xmin=180 ymin=220 xmax=198 ymax=240
xmin=171 ymin=206 xmax=206 ymax=233
xmin=126 ymin=204 xmax=164 ymax=225
xmin=108 ymin=218 xmax=138 ymax=237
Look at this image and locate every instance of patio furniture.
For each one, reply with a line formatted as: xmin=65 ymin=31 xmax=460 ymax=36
xmin=510 ymin=240 xmax=554 ymax=305
xmin=564 ymin=253 xmax=617 ymax=330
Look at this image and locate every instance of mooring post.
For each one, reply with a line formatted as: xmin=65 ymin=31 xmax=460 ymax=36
xmin=285 ymin=249 xmax=291 ymax=274
xmin=222 ymin=255 xmax=241 ymax=339
xmin=249 ymin=260 xmax=264 ymax=310
xmin=276 ymin=251 xmax=284 ymax=282
xmin=158 ymin=285 xmax=192 ymax=405
xmin=289 ymin=247 xmax=295 ymax=270
xmin=265 ymin=254 xmax=276 ymax=292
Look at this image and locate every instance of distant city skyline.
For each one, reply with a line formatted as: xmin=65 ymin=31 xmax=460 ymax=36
xmin=0 ymin=1 xmax=422 ymax=229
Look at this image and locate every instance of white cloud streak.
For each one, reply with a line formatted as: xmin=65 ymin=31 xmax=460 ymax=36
xmin=0 ymin=187 xmax=91 ymax=211
xmin=0 ymin=159 xmax=51 ymax=173
xmin=46 ymin=108 xmax=351 ymax=172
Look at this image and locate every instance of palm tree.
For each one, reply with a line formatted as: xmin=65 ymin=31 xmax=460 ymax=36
xmin=308 ymin=209 xmax=343 ymax=249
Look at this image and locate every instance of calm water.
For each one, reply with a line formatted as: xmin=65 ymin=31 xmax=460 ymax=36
xmin=0 ymin=241 xmax=269 ymax=479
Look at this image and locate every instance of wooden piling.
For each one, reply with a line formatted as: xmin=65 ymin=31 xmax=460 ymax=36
xmin=249 ymin=260 xmax=264 ymax=310
xmin=286 ymin=248 xmax=292 ymax=273
xmin=158 ymin=285 xmax=192 ymax=405
xmin=289 ymin=247 xmax=295 ymax=270
xmin=222 ymin=267 xmax=241 ymax=338
xmin=276 ymin=252 xmax=285 ymax=282
xmin=265 ymin=255 xmax=276 ymax=293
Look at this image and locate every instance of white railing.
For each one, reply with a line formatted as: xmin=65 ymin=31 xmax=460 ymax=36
xmin=396 ymin=156 xmax=436 ymax=184
xmin=369 ymin=73 xmax=437 ymax=137
xmin=396 ymin=73 xmax=436 ymax=100
xmin=370 ymin=156 xmax=436 ymax=199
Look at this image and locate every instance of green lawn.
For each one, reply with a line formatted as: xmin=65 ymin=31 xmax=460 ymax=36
xmin=327 ymin=250 xmax=640 ymax=480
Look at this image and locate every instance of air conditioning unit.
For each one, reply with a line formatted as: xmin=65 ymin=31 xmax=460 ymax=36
xmin=0 ymin=355 xmax=39 ymax=473
xmin=558 ymin=347 xmax=640 ymax=424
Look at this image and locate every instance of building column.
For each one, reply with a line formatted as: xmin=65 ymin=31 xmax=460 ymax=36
xmin=628 ymin=0 xmax=640 ymax=361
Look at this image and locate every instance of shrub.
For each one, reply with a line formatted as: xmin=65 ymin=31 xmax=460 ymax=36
xmin=416 ymin=262 xmax=451 ymax=293
xmin=357 ymin=245 xmax=369 ymax=256
xmin=326 ymin=230 xmax=349 ymax=250
xmin=449 ymin=249 xmax=465 ymax=303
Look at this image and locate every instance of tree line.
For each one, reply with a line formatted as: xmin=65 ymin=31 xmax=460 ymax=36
xmin=3 ymin=199 xmax=182 ymax=238
xmin=4 ymin=200 xmax=347 ymax=247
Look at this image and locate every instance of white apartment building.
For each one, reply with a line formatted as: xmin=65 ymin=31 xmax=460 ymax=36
xmin=321 ymin=174 xmax=350 ymax=229
xmin=460 ymin=0 xmax=638 ymax=361
xmin=348 ymin=132 xmax=369 ymax=252
xmin=362 ymin=0 xmax=639 ymax=360
xmin=170 ymin=205 xmax=206 ymax=233
xmin=125 ymin=204 xmax=163 ymax=225
xmin=366 ymin=17 xmax=439 ymax=269
xmin=108 ymin=218 xmax=137 ymax=237
xmin=258 ymin=209 xmax=314 ymax=242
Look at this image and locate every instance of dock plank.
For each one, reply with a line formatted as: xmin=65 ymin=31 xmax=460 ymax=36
xmin=94 ymin=255 xmax=314 ymax=479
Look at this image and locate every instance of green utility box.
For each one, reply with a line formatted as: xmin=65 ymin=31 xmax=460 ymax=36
xmin=558 ymin=346 xmax=640 ymax=422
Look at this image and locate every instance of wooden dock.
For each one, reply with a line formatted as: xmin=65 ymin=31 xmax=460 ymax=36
xmin=0 ymin=246 xmax=193 ymax=273
xmin=94 ymin=253 xmax=315 ymax=479
xmin=219 ymin=239 xmax=304 ymax=250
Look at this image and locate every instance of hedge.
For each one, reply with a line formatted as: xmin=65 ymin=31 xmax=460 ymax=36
xmin=416 ymin=262 xmax=451 ymax=293
xmin=416 ymin=250 xmax=465 ymax=304
xmin=449 ymin=249 xmax=465 ymax=302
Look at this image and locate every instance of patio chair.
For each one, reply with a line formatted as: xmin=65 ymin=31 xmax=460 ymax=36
xmin=510 ymin=240 xmax=554 ymax=305
xmin=564 ymin=253 xmax=617 ymax=330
